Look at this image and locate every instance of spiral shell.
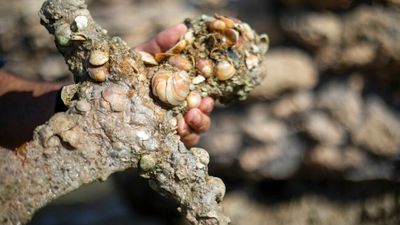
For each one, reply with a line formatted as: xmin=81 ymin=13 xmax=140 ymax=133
xmin=215 ymin=60 xmax=236 ymax=81
xmin=151 ymin=70 xmax=191 ymax=105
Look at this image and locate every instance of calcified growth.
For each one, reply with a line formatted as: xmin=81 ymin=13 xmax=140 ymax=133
xmin=0 ymin=0 xmax=268 ymax=225
xmin=149 ymin=15 xmax=268 ymax=111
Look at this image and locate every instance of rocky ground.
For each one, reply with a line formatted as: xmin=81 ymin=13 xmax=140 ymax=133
xmin=1 ymin=0 xmax=399 ymax=224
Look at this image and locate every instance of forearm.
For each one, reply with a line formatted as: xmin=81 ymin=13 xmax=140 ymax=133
xmin=0 ymin=70 xmax=64 ymax=149
xmin=0 ymin=70 xmax=62 ymax=96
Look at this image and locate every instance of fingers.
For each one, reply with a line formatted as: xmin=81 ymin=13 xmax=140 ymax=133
xmin=177 ymin=97 xmax=214 ymax=147
xmin=178 ymin=108 xmax=211 ymax=147
xmin=155 ymin=24 xmax=187 ymax=52
xmin=134 ymin=38 xmax=162 ymax=54
xmin=177 ymin=118 xmax=200 ymax=147
xmin=198 ymin=97 xmax=214 ymax=115
xmin=184 ymin=108 xmax=211 ymax=133
xmin=135 ymin=24 xmax=214 ymax=147
xmin=135 ymin=24 xmax=187 ymax=55
xmin=181 ymin=133 xmax=200 ymax=148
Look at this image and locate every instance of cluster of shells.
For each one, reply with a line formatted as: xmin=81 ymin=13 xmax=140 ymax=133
xmin=54 ymin=13 xmax=112 ymax=83
xmin=59 ymin=14 xmax=268 ymax=112
xmin=140 ymin=15 xmax=269 ymax=112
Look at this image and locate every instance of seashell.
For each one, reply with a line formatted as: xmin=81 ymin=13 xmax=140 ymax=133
xmin=259 ymin=34 xmax=270 ymax=54
xmin=216 ymin=15 xmax=236 ymax=29
xmin=208 ymin=19 xmax=226 ymax=32
xmin=70 ymin=33 xmax=87 ymax=41
xmin=102 ymin=85 xmax=128 ymax=112
xmin=192 ymin=75 xmax=206 ymax=84
xmin=207 ymin=176 xmax=226 ymax=202
xmin=60 ymin=84 xmax=78 ymax=106
xmin=184 ymin=31 xmax=195 ymax=44
xmin=154 ymin=52 xmax=173 ymax=62
xmin=152 ymin=70 xmax=191 ymax=105
xmin=186 ymin=91 xmax=202 ymax=109
xmin=240 ymin=23 xmax=255 ymax=40
xmin=196 ymin=59 xmax=214 ymax=78
xmin=88 ymin=64 xmax=108 ymax=82
xmin=89 ymin=49 xmax=109 ymax=66
xmin=224 ymin=28 xmax=240 ymax=46
xmin=55 ymin=24 xmax=72 ymax=46
xmin=191 ymin=147 xmax=210 ymax=166
xmin=215 ymin=60 xmax=236 ymax=81
xmin=74 ymin=15 xmax=88 ymax=31
xmin=168 ymin=55 xmax=192 ymax=71
xmin=139 ymin=154 xmax=156 ymax=171
xmin=75 ymin=99 xmax=91 ymax=112
xmin=138 ymin=51 xmax=158 ymax=66
xmin=245 ymin=54 xmax=259 ymax=69
xmin=234 ymin=36 xmax=245 ymax=50
xmin=168 ymin=40 xmax=187 ymax=54
xmin=251 ymin=44 xmax=260 ymax=53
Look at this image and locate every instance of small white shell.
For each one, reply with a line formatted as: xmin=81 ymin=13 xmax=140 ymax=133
xmin=89 ymin=49 xmax=109 ymax=66
xmin=192 ymin=75 xmax=206 ymax=84
xmin=215 ymin=60 xmax=236 ymax=81
xmin=138 ymin=51 xmax=158 ymax=66
xmin=184 ymin=31 xmax=195 ymax=44
xmin=74 ymin=15 xmax=88 ymax=30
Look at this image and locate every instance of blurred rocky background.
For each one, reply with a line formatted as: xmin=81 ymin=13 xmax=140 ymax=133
xmin=0 ymin=0 xmax=399 ymax=224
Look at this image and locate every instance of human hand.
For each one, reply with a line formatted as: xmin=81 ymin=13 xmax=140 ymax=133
xmin=135 ymin=24 xmax=214 ymax=147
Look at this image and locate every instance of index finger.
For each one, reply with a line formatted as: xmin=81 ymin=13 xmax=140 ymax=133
xmin=135 ymin=24 xmax=187 ymax=54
